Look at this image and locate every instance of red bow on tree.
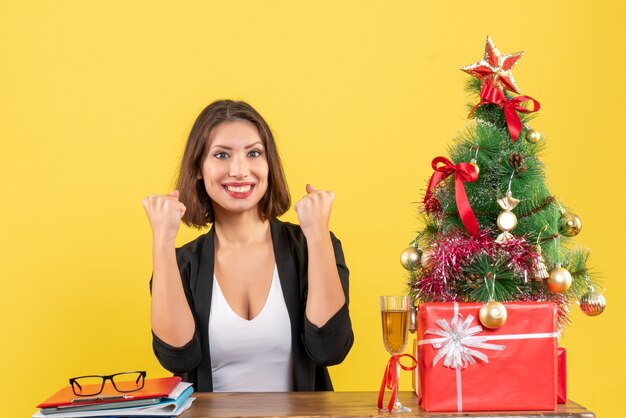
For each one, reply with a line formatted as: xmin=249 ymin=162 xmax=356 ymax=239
xmin=424 ymin=157 xmax=479 ymax=236
xmin=471 ymin=80 xmax=540 ymax=142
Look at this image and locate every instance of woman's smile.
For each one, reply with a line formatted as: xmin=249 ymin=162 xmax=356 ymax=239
xmin=223 ymin=182 xmax=256 ymax=198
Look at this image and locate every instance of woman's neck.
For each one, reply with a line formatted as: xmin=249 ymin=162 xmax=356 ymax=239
xmin=213 ymin=212 xmax=271 ymax=249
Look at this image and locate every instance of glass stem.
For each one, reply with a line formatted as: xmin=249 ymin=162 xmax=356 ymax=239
xmin=394 ymin=361 xmax=401 ymax=407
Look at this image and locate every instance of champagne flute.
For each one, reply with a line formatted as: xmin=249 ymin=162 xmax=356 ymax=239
xmin=380 ymin=295 xmax=411 ymax=413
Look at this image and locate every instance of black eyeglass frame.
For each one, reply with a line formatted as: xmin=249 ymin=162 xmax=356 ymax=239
xmin=69 ymin=371 xmax=147 ymax=396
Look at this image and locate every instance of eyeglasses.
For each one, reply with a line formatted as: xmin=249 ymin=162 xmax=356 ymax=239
xmin=69 ymin=371 xmax=146 ymax=396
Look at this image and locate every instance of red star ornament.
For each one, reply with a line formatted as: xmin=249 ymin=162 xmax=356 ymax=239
xmin=461 ymin=36 xmax=524 ymax=94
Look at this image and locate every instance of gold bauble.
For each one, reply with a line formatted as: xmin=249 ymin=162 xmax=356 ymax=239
xmin=526 ymin=129 xmax=541 ymax=143
xmin=547 ymin=266 xmax=572 ymax=293
xmin=400 ymin=246 xmax=422 ymax=270
xmin=580 ymin=291 xmax=606 ymax=316
xmin=559 ymin=212 xmax=582 ymax=237
xmin=470 ymin=159 xmax=480 ymax=177
xmin=479 ymin=301 xmax=508 ymax=329
xmin=497 ymin=211 xmax=518 ymax=232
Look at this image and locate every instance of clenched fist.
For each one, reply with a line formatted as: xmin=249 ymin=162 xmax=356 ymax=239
xmin=142 ymin=190 xmax=187 ymax=243
xmin=294 ymin=184 xmax=334 ymax=241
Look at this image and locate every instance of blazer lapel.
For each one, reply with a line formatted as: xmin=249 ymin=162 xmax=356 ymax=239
xmin=271 ymin=219 xmax=310 ymax=390
xmin=195 ymin=225 xmax=215 ymax=392
xmin=271 ymin=219 xmax=301 ymax=322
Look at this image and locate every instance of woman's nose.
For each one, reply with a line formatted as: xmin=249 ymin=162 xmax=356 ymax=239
xmin=229 ymin=155 xmax=249 ymax=178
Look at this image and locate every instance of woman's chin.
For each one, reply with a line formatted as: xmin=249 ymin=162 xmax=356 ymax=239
xmin=213 ymin=202 xmax=262 ymax=219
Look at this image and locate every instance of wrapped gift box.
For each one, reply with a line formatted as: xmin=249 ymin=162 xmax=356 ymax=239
xmin=557 ymin=347 xmax=567 ymax=404
xmin=415 ymin=302 xmax=557 ymax=412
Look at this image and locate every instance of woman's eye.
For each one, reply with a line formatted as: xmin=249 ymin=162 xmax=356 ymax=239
xmin=214 ymin=152 xmax=229 ymax=159
xmin=248 ymin=150 xmax=262 ymax=158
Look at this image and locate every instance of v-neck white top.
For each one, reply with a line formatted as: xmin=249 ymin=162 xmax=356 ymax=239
xmin=208 ymin=266 xmax=293 ymax=392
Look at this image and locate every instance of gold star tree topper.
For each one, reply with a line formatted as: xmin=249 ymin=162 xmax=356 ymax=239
xmin=461 ymin=36 xmax=525 ymax=94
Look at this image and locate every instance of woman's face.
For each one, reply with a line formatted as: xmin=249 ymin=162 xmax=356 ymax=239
xmin=200 ymin=119 xmax=269 ymax=220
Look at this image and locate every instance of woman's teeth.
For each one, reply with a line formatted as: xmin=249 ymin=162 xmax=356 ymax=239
xmin=225 ymin=185 xmax=252 ymax=193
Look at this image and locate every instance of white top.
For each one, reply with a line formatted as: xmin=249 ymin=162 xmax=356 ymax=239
xmin=209 ymin=266 xmax=293 ymax=392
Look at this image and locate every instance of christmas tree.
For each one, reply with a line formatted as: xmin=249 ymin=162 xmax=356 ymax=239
xmin=403 ymin=36 xmax=606 ymax=330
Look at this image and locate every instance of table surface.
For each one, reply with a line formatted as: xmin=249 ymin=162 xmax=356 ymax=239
xmin=178 ymin=392 xmax=595 ymax=418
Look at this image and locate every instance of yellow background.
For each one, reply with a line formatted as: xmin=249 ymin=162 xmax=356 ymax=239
xmin=2 ymin=1 xmax=624 ymax=417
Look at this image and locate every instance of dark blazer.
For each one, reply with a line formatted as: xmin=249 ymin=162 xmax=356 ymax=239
xmin=151 ymin=218 xmax=354 ymax=391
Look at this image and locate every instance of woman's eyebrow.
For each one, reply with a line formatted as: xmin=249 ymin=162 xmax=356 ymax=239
xmin=209 ymin=141 xmax=263 ymax=151
xmin=244 ymin=141 xmax=264 ymax=149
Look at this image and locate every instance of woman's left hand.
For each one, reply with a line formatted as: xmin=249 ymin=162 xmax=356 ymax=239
xmin=294 ymin=184 xmax=334 ymax=240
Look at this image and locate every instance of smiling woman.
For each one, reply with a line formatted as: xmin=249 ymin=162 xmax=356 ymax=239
xmin=199 ymin=120 xmax=270 ymax=222
xmin=175 ymin=102 xmax=290 ymax=227
xmin=141 ymin=100 xmax=354 ymax=393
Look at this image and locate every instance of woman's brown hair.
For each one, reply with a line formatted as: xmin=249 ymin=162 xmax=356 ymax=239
xmin=176 ymin=100 xmax=291 ymax=227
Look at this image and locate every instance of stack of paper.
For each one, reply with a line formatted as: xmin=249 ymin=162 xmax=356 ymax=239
xmin=33 ymin=377 xmax=195 ymax=417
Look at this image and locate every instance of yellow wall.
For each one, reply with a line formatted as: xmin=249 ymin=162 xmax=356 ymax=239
xmin=2 ymin=1 xmax=624 ymax=416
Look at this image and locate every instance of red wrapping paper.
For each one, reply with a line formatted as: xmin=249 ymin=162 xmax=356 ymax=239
xmin=416 ymin=302 xmax=557 ymax=412
xmin=557 ymin=347 xmax=567 ymax=404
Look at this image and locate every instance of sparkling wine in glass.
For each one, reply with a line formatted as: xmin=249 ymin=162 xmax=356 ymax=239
xmin=380 ymin=295 xmax=411 ymax=413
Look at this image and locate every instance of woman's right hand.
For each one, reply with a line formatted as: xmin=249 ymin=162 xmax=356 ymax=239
xmin=142 ymin=190 xmax=186 ymax=243
xmin=145 ymin=190 xmax=195 ymax=348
